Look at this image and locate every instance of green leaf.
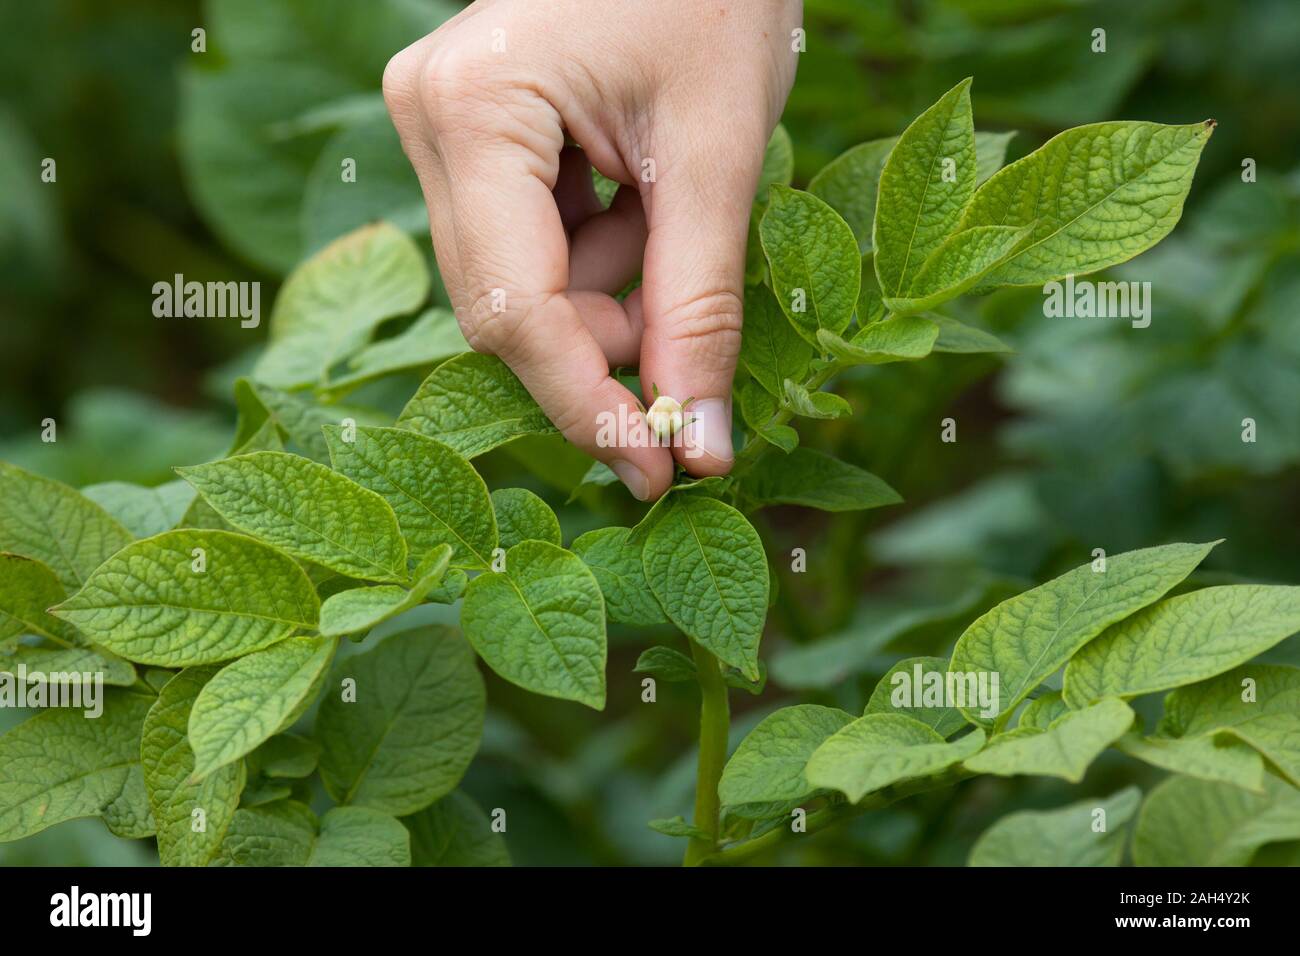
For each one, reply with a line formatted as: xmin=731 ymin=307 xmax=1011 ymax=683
xmin=738 ymin=380 xmax=799 ymax=454
xmin=316 ymin=627 xmax=484 ymax=814
xmin=1063 ymin=585 xmax=1300 ymax=706
xmin=397 ymin=352 xmax=556 ymax=457
xmin=491 ymin=488 xmax=561 ymax=549
xmin=648 ymin=816 xmax=711 ymax=840
xmin=743 ymin=447 xmax=901 ymax=512
xmin=760 ymin=185 xmax=861 ymax=347
xmin=1115 ymin=733 xmax=1265 ymax=792
xmin=960 ymin=120 xmax=1216 ymax=288
xmin=0 ymin=688 xmax=154 ymax=842
xmin=719 ymin=704 xmax=855 ymax=807
xmin=627 ymin=476 xmax=730 ymax=547
xmin=252 ymin=222 xmax=430 ymax=388
xmin=633 ymin=646 xmax=696 ymax=683
xmin=969 ymin=787 xmax=1140 ymax=867
xmin=756 ymin=123 xmax=794 ymax=202
xmin=0 ymin=643 xmax=137 ymax=687
xmin=178 ymin=451 xmax=409 ymax=583
xmin=321 ymin=308 xmax=469 ymax=397
xmin=248 ymin=733 xmax=320 ymax=780
xmin=188 ymin=635 xmax=336 ymax=781
xmin=461 ymin=541 xmax=607 ymax=709
xmin=973 ymin=130 xmax=1017 ymax=185
xmin=572 ymin=526 xmax=666 ymax=627
xmin=866 ymin=657 xmax=968 ymax=737
xmin=318 ymin=545 xmax=452 ymax=637
xmin=806 ymin=714 xmax=986 ymax=803
xmin=963 ymin=698 xmax=1134 ymax=782
xmin=1133 ymin=774 xmax=1300 ymax=866
xmin=82 ymin=480 xmax=196 ymax=538
xmin=213 ymin=801 xmax=411 ymax=866
xmin=949 ymin=541 xmax=1217 ymax=727
xmin=738 ymin=283 xmax=813 ymax=398
xmin=0 ymin=462 xmax=133 ymax=591
xmin=783 ymin=379 xmax=852 ymax=420
xmin=0 ymin=552 xmax=80 ymax=644
xmin=51 ymin=529 xmax=320 ymax=667
xmin=929 ymin=314 xmax=1014 ymax=354
xmin=325 ymin=426 xmax=497 ymax=571
xmin=1159 ymin=664 xmax=1300 ymax=788
xmin=307 ymin=806 xmax=411 ymax=866
xmin=883 ymin=225 xmax=1030 ymax=314
xmin=143 ymin=668 xmax=245 ymax=866
xmin=405 ymin=790 xmax=510 ymax=866
xmin=233 ymin=378 xmax=383 ymax=463
xmin=808 ymin=136 xmax=897 ymax=253
xmin=874 ymin=78 xmax=975 ymax=300
xmin=816 ymin=315 xmax=939 ymax=365
xmin=642 ymin=497 xmax=769 ymax=681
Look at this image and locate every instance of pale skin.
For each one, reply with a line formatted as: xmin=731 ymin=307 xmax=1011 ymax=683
xmin=383 ymin=0 xmax=802 ymax=500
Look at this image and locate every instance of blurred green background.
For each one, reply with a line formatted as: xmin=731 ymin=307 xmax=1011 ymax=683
xmin=2 ymin=0 xmax=1298 ymax=865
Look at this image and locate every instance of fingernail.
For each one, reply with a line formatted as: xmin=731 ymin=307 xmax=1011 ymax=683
xmin=611 ymin=460 xmax=650 ymax=501
xmin=683 ymin=399 xmax=734 ymax=464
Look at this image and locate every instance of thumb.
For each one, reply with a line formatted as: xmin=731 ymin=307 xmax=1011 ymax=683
xmin=636 ymin=137 xmax=762 ymax=477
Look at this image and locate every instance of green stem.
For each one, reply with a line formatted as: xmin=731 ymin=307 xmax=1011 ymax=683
xmin=683 ymin=640 xmax=730 ymax=866
xmin=730 ymin=361 xmax=845 ymax=480
xmin=702 ymin=769 xmax=974 ymax=866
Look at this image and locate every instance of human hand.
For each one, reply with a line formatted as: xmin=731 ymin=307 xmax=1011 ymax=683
xmin=383 ymin=0 xmax=801 ymax=499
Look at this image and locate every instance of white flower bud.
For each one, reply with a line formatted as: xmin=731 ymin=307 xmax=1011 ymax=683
xmin=646 ymin=395 xmax=684 ymax=441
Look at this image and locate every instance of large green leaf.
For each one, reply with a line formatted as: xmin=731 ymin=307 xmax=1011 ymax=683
xmin=1063 ymin=585 xmax=1300 ymax=706
xmin=252 ymin=223 xmax=429 ymax=387
xmin=960 ymin=120 xmax=1215 ymax=287
xmin=0 ymin=462 xmax=133 ymax=591
xmin=969 ymin=787 xmax=1140 ymax=867
xmin=805 ymin=714 xmax=986 ymax=803
xmin=1133 ymin=774 xmax=1300 ymax=866
xmin=1159 ymin=664 xmax=1300 ymax=787
xmin=738 ymin=283 xmax=813 ymax=398
xmin=571 ymin=526 xmax=665 ymax=626
xmin=491 ymin=488 xmax=561 ymax=549
xmin=325 ymin=426 xmax=497 ymax=571
xmin=397 ymin=352 xmax=556 ymax=458
xmin=760 ymin=185 xmax=861 ymax=347
xmin=874 ymin=79 xmax=975 ymax=300
xmin=718 ymin=704 xmax=855 ymax=808
xmin=816 ymin=315 xmax=939 ymax=365
xmin=178 ymin=451 xmax=409 ymax=583
xmin=461 ymin=541 xmax=607 ymax=709
xmin=948 ymin=541 xmax=1216 ymax=727
xmin=188 ymin=635 xmax=336 ymax=781
xmin=963 ymin=698 xmax=1134 ymax=782
xmin=0 ymin=688 xmax=154 ymax=842
xmin=742 ymin=447 xmax=901 ymax=512
xmin=316 ymin=627 xmax=485 ymax=814
xmin=52 ymin=529 xmax=320 ymax=666
xmin=142 ymin=668 xmax=245 ymax=866
xmin=405 ymin=790 xmax=511 ymax=867
xmin=0 ymin=642 xmax=136 ymax=688
xmin=642 ymin=497 xmax=769 ymax=681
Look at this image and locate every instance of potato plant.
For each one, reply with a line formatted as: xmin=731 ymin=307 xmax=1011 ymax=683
xmin=2 ymin=77 xmax=1298 ymax=868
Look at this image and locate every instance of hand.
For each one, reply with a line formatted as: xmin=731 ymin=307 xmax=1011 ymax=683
xmin=383 ymin=0 xmax=801 ymax=499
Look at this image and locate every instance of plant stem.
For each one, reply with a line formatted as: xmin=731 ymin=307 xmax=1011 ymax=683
xmin=683 ymin=640 xmax=730 ymax=866
xmin=730 ymin=361 xmax=845 ymax=480
xmin=702 ymin=769 xmax=974 ymax=866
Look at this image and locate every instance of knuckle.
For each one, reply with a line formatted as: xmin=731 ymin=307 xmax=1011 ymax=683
xmin=660 ymin=289 xmax=744 ymax=357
